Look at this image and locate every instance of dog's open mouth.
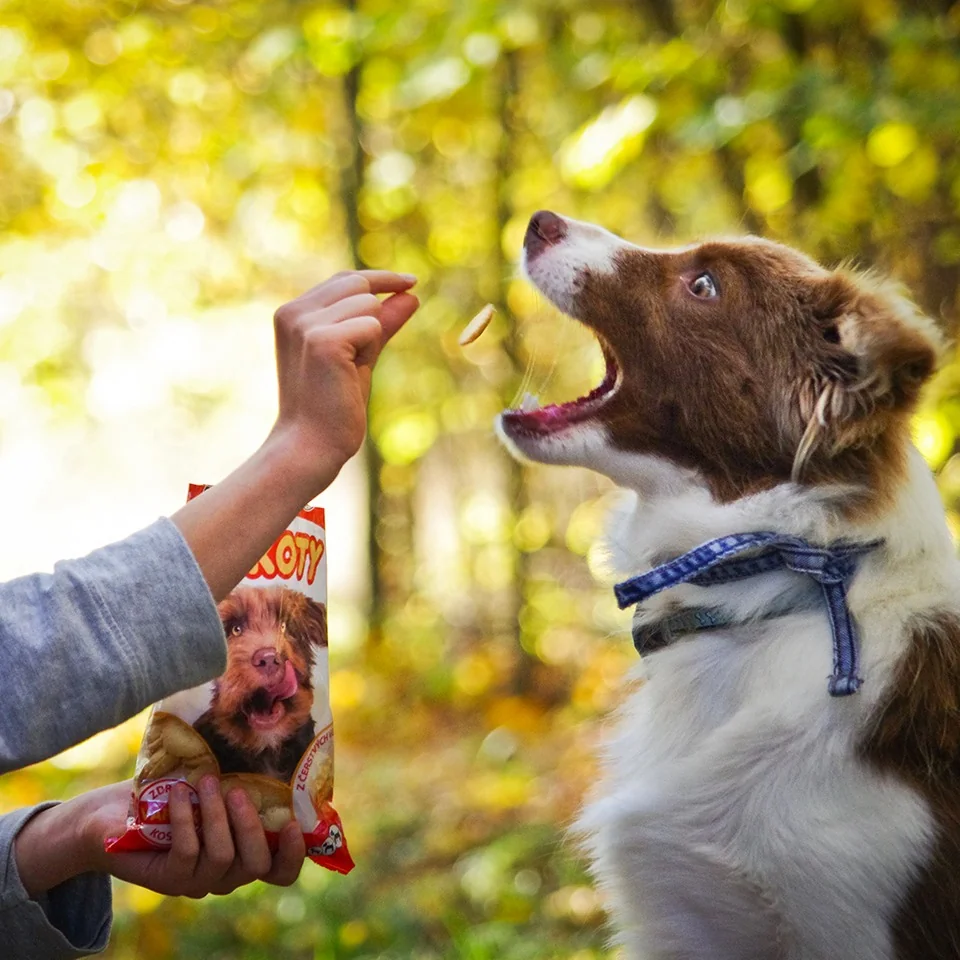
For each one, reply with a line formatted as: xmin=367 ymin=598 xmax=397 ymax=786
xmin=244 ymin=661 xmax=299 ymax=730
xmin=501 ymin=340 xmax=621 ymax=435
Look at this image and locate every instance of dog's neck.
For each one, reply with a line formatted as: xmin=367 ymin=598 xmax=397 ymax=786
xmin=605 ymin=445 xmax=956 ymax=630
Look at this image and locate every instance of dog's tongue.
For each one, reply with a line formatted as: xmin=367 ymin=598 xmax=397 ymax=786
xmin=269 ymin=660 xmax=298 ymax=703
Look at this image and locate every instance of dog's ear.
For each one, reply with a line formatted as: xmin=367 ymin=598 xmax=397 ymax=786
xmin=284 ymin=592 xmax=328 ymax=649
xmin=813 ymin=271 xmax=939 ymax=407
xmin=793 ymin=270 xmax=942 ymax=479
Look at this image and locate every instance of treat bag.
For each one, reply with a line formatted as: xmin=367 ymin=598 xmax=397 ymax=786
xmin=105 ymin=485 xmax=353 ymax=873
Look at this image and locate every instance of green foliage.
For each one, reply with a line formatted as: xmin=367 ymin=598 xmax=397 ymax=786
xmin=2 ymin=0 xmax=960 ymax=957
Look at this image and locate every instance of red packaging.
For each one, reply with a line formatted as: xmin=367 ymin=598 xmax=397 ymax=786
xmin=106 ymin=486 xmax=353 ymax=873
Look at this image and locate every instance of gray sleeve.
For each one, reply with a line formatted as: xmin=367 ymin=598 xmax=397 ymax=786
xmin=0 ymin=804 xmax=112 ymax=959
xmin=0 ymin=517 xmax=226 ymax=773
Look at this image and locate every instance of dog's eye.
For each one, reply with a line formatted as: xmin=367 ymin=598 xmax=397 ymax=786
xmin=687 ymin=272 xmax=718 ymax=299
xmin=279 ymin=622 xmax=287 ymax=633
xmin=230 ymin=624 xmax=242 ymax=637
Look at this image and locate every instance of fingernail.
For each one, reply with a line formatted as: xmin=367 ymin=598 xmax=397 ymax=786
xmin=200 ymin=776 xmax=219 ymax=798
xmin=228 ymin=789 xmax=246 ymax=812
xmin=399 ymin=273 xmax=417 ymax=284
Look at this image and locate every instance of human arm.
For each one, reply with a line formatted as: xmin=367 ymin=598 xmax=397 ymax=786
xmin=3 ymin=778 xmax=305 ymax=959
xmin=0 ymin=270 xmax=418 ymax=773
xmin=170 ymin=270 xmax=418 ymax=601
xmin=0 ymin=519 xmax=228 ymax=774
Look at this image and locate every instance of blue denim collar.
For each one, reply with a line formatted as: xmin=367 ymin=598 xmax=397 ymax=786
xmin=629 ymin=600 xmax=816 ymax=657
xmin=614 ymin=532 xmax=883 ymax=697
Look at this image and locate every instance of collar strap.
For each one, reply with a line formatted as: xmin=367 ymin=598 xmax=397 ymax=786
xmin=631 ymin=598 xmax=820 ymax=656
xmin=614 ymin=532 xmax=883 ymax=697
xmin=632 ymin=606 xmax=739 ymax=654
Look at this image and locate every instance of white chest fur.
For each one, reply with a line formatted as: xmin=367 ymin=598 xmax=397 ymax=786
xmin=578 ymin=451 xmax=957 ymax=960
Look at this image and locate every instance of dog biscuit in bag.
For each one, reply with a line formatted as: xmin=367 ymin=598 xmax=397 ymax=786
xmin=106 ymin=486 xmax=353 ymax=873
xmin=137 ymin=711 xmax=220 ymax=785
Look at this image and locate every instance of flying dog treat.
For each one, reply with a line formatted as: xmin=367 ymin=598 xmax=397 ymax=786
xmin=459 ymin=303 xmax=495 ymax=345
xmin=106 ymin=489 xmax=353 ymax=874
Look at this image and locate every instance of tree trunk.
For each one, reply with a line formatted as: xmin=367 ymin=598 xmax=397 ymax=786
xmin=339 ymin=0 xmax=387 ymax=637
xmin=496 ymin=47 xmax=536 ymax=694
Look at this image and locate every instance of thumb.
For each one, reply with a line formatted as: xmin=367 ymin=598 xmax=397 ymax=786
xmin=337 ymin=315 xmax=384 ymax=368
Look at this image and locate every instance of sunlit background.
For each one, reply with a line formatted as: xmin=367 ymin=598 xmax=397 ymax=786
xmin=1 ymin=1 xmax=959 ymax=957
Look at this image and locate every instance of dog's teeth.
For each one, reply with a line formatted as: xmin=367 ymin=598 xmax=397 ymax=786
xmin=521 ymin=392 xmax=540 ymax=412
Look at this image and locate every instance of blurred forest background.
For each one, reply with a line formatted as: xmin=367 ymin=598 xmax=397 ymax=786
xmin=2 ymin=0 xmax=960 ymax=957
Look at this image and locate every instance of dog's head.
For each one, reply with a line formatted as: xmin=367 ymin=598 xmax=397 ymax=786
xmin=498 ymin=211 xmax=942 ymax=510
xmin=210 ymin=587 xmax=327 ymax=753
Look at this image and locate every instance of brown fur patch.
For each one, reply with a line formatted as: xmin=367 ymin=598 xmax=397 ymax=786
xmin=194 ymin=586 xmax=327 ymax=780
xmin=570 ymin=238 xmax=940 ymax=515
xmin=860 ymin=611 xmax=960 ymax=959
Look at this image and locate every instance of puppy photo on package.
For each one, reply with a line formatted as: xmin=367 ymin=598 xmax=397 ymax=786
xmin=106 ymin=485 xmax=352 ymax=873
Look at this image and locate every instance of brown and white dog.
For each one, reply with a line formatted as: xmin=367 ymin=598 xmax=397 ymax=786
xmin=194 ymin=586 xmax=327 ymax=783
xmin=498 ymin=210 xmax=958 ymax=960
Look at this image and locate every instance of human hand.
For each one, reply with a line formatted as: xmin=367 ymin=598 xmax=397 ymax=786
xmin=268 ymin=269 xmax=419 ymax=496
xmin=169 ymin=268 xmax=417 ymax=601
xmin=16 ymin=778 xmax=306 ymax=900
xmin=91 ymin=778 xmax=306 ymax=896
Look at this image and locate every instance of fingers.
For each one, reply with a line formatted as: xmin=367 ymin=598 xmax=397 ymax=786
xmin=206 ymin=789 xmax=291 ymax=896
xmin=166 ymin=783 xmax=201 ymax=878
xmin=282 ymin=291 xmax=416 ymax=362
xmin=275 ymin=292 xmax=383 ymax=338
xmin=261 ymin=822 xmax=306 ymax=888
xmin=274 ymin=271 xmax=420 ymax=366
xmin=189 ymin=777 xmax=235 ymax=888
xmin=225 ymin=789 xmax=272 ymax=879
xmin=323 ymin=292 xmax=383 ymax=325
xmin=289 ymin=270 xmax=417 ymax=311
xmin=379 ymin=292 xmax=419 ymax=343
xmin=105 ymin=781 xmax=306 ymax=899
xmin=166 ymin=779 xmax=240 ymax=896
xmin=196 ymin=777 xmax=232 ymax=852
xmin=335 ymin=315 xmax=384 ymax=369
xmin=337 ymin=269 xmax=418 ymax=296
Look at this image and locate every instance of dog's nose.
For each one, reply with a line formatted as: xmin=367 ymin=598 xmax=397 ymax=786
xmin=251 ymin=647 xmax=283 ymax=681
xmin=525 ymin=210 xmax=567 ymax=260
